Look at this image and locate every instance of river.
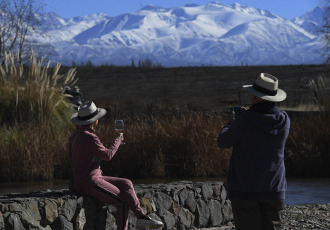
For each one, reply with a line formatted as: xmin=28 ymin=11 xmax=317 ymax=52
xmin=0 ymin=178 xmax=329 ymax=205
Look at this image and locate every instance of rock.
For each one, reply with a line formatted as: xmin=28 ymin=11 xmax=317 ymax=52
xmin=162 ymin=211 xmax=176 ymax=230
xmin=195 ymin=188 xmax=202 ymax=198
xmin=108 ymin=204 xmax=117 ymax=213
xmin=213 ymin=185 xmax=221 ymax=197
xmin=201 ymin=184 xmax=213 ymax=200
xmin=5 ymin=213 xmax=25 ymax=230
xmin=42 ymin=199 xmax=58 ymax=225
xmin=0 ymin=212 xmax=4 ymax=229
xmin=0 ymin=181 xmax=233 ymax=230
xmin=59 ymin=198 xmax=77 ymax=221
xmin=0 ymin=204 xmax=8 ymax=213
xmin=220 ymin=187 xmax=227 ymax=205
xmin=196 ymin=199 xmax=210 ymax=227
xmin=141 ymin=197 xmax=153 ymax=214
xmin=185 ymin=191 xmax=197 ymax=213
xmin=8 ymin=199 xmax=41 ymax=228
xmin=74 ymin=207 xmax=86 ymax=230
xmin=154 ymin=192 xmax=173 ymax=216
xmin=105 ymin=212 xmax=117 ymax=230
xmin=50 ymin=215 xmax=73 ymax=230
xmin=221 ymin=200 xmax=233 ymax=224
xmin=172 ymin=202 xmax=195 ymax=228
xmin=179 ymin=189 xmax=189 ymax=206
xmin=172 ymin=188 xmax=181 ymax=204
xmin=148 ymin=213 xmax=163 ymax=230
xmin=209 ymin=200 xmax=223 ymax=226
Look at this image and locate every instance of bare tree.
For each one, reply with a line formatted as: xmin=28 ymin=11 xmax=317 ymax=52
xmin=321 ymin=0 xmax=330 ymax=63
xmin=0 ymin=0 xmax=48 ymax=63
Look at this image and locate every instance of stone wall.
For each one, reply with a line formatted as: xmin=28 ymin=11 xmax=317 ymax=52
xmin=0 ymin=181 xmax=233 ymax=230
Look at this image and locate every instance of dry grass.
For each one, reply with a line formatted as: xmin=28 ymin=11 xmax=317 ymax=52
xmin=0 ymin=57 xmax=329 ymax=182
xmin=0 ymin=52 xmax=77 ymax=181
xmin=94 ymin=108 xmax=232 ymax=179
xmin=285 ymin=112 xmax=330 ymax=177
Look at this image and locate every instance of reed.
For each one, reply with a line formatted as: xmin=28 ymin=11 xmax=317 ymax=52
xmin=0 ymin=52 xmax=77 ymax=181
xmin=96 ymin=110 xmax=232 ymax=179
xmin=285 ymin=112 xmax=330 ymax=177
xmin=1 ymin=57 xmax=329 ymax=181
xmin=95 ymin=99 xmax=330 ymax=179
xmin=282 ymin=76 xmax=329 ymax=176
xmin=308 ymin=76 xmax=330 ymax=112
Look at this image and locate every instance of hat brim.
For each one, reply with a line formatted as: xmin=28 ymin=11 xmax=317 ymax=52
xmin=243 ymin=85 xmax=287 ymax=102
xmin=70 ymin=108 xmax=107 ymax=125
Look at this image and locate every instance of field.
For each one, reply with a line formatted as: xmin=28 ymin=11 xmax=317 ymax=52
xmin=0 ymin=59 xmax=329 ymax=182
xmin=68 ymin=64 xmax=329 ymax=112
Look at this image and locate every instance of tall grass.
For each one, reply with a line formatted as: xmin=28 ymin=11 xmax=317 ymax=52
xmin=62 ymin=99 xmax=231 ymax=179
xmin=96 ymin=100 xmax=330 ymax=179
xmin=1 ymin=57 xmax=329 ymax=182
xmin=285 ymin=112 xmax=330 ymax=177
xmin=95 ymin=109 xmax=232 ymax=179
xmin=308 ymin=76 xmax=330 ymax=112
xmin=0 ymin=52 xmax=77 ymax=181
xmin=284 ymin=76 xmax=330 ymax=177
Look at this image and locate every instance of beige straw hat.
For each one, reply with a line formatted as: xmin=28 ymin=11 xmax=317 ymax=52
xmin=243 ymin=73 xmax=287 ymax=102
xmin=70 ymin=101 xmax=107 ymax=125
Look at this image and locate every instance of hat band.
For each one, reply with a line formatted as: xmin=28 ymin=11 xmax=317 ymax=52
xmin=252 ymin=83 xmax=277 ymax=96
xmin=78 ymin=110 xmax=99 ymax=120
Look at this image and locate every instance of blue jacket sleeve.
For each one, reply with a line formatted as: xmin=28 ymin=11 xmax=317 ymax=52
xmin=217 ymin=120 xmax=240 ymax=148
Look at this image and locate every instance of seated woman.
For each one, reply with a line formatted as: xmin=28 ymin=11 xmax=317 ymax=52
xmin=68 ymin=101 xmax=163 ymax=230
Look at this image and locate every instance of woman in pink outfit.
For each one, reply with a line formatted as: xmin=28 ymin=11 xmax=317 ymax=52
xmin=68 ymin=101 xmax=163 ymax=230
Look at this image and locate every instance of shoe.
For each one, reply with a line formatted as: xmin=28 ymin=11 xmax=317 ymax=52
xmin=136 ymin=215 xmax=164 ymax=229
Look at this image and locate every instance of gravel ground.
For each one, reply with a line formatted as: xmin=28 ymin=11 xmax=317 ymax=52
xmin=281 ymin=204 xmax=330 ymax=230
xmin=197 ymin=203 xmax=330 ymax=230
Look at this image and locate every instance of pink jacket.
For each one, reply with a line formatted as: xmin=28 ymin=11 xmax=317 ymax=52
xmin=68 ymin=126 xmax=121 ymax=190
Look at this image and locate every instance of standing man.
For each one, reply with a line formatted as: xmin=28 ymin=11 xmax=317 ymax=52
xmin=218 ymin=73 xmax=290 ymax=230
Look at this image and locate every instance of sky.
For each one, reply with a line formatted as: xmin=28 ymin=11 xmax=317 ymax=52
xmin=43 ymin=0 xmax=323 ymax=20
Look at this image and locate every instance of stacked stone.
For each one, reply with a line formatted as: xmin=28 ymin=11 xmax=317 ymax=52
xmin=0 ymin=181 xmax=233 ymax=230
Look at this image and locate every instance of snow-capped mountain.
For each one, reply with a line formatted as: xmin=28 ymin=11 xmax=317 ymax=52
xmin=293 ymin=6 xmax=326 ymax=35
xmin=36 ymin=2 xmax=326 ymax=66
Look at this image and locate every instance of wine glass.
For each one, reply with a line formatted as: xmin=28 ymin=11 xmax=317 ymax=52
xmin=114 ymin=120 xmax=125 ymax=144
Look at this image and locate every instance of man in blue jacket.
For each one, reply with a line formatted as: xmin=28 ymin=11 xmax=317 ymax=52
xmin=218 ymin=73 xmax=290 ymax=230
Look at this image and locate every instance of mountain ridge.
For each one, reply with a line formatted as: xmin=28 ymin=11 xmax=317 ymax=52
xmin=34 ymin=2 xmax=326 ymax=66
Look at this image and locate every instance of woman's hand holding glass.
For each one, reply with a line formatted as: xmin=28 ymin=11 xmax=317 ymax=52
xmin=115 ymin=120 xmax=125 ymax=144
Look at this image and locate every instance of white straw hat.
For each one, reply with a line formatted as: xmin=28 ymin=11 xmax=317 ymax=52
xmin=70 ymin=101 xmax=107 ymax=125
xmin=243 ymin=73 xmax=287 ymax=102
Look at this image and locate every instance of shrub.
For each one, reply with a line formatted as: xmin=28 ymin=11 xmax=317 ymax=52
xmin=0 ymin=52 xmax=77 ymax=181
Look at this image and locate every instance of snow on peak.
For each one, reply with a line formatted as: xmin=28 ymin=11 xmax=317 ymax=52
xmin=36 ymin=2 xmax=324 ymax=66
xmin=293 ymin=6 xmax=327 ymax=35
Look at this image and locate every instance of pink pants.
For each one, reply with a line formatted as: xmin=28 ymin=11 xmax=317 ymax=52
xmin=76 ymin=176 xmax=145 ymax=230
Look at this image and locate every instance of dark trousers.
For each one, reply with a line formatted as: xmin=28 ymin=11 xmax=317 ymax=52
xmin=230 ymin=199 xmax=284 ymax=230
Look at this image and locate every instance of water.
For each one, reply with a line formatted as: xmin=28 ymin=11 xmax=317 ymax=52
xmin=0 ymin=178 xmax=329 ymax=205
xmin=285 ymin=178 xmax=330 ymax=205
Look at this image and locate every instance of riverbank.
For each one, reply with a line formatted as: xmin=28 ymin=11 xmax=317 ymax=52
xmin=200 ymin=203 xmax=330 ymax=230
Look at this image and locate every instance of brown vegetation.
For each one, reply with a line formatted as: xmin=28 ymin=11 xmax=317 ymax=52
xmin=0 ymin=55 xmax=329 ymax=182
xmin=0 ymin=52 xmax=76 ymax=181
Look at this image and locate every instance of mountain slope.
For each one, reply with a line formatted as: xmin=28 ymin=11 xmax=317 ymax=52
xmin=38 ymin=2 xmax=325 ymax=66
xmin=293 ymin=7 xmax=326 ymax=35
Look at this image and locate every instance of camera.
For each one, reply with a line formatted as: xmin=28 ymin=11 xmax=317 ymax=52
xmin=232 ymin=106 xmax=242 ymax=119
